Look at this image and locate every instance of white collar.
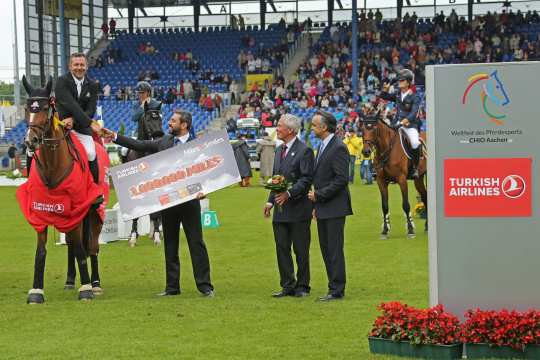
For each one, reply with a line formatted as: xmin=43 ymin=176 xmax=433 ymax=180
xmin=176 ymin=133 xmax=190 ymax=144
xmin=321 ymin=133 xmax=334 ymax=148
xmin=284 ymin=136 xmax=296 ymax=150
xmin=72 ymin=74 xmax=85 ymax=85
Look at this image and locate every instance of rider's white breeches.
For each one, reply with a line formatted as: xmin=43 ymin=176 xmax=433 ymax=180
xmin=401 ymin=127 xmax=421 ymax=149
xmin=73 ymin=131 xmax=96 ymax=161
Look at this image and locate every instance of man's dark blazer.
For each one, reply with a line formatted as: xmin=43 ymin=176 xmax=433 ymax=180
xmin=55 ymin=73 xmax=99 ymax=136
xmin=114 ymin=133 xmax=187 ymax=153
xmin=268 ymin=138 xmax=314 ymax=223
xmin=313 ymin=135 xmax=353 ymax=219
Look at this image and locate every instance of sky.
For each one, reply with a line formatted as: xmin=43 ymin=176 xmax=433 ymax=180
xmin=0 ymin=0 xmax=25 ymax=84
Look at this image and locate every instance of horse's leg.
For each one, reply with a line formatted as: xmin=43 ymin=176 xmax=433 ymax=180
xmin=151 ymin=213 xmax=161 ymax=246
xmin=414 ymin=174 xmax=428 ymax=232
xmin=398 ymin=176 xmax=415 ymax=238
xmin=89 ymin=211 xmax=104 ymax=295
xmin=376 ymin=177 xmax=391 ymax=239
xmin=28 ymin=229 xmax=48 ymax=304
xmin=67 ymin=225 xmax=94 ymax=301
xmin=64 ymin=242 xmax=76 ymax=290
xmin=128 ymin=218 xmax=139 ymax=247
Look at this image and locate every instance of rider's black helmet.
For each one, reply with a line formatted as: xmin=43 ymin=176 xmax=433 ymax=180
xmin=135 ymin=81 xmax=152 ymax=93
xmin=397 ymin=69 xmax=414 ymax=83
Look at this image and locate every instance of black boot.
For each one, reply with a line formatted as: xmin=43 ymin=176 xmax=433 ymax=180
xmin=411 ymin=148 xmax=420 ymax=178
xmin=89 ymin=160 xmax=103 ymax=207
xmin=89 ymin=159 xmax=99 ymax=184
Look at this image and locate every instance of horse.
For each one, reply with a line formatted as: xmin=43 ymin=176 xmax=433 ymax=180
xmin=21 ymin=76 xmax=104 ymax=303
xmin=359 ymin=114 xmax=428 ymax=240
xmin=123 ymin=101 xmax=163 ymax=247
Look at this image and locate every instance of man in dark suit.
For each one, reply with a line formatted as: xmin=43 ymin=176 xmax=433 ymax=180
xmin=264 ymin=114 xmax=314 ymax=298
xmin=308 ymin=110 xmax=353 ymax=301
xmin=102 ymin=110 xmax=214 ymax=297
xmin=55 ymin=52 xmax=101 ymax=183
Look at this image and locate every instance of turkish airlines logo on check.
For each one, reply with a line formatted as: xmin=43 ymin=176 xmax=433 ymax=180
xmin=444 ymin=158 xmax=532 ymax=217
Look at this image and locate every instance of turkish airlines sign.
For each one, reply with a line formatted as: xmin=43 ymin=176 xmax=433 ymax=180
xmin=444 ymin=158 xmax=532 ymax=217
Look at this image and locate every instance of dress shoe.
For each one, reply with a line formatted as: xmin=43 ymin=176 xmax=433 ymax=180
xmin=156 ymin=290 xmax=180 ymax=296
xmin=202 ymin=290 xmax=214 ymax=298
xmin=271 ymin=289 xmax=294 ymax=298
xmin=294 ymin=290 xmax=310 ymax=298
xmin=318 ymin=294 xmax=343 ymax=302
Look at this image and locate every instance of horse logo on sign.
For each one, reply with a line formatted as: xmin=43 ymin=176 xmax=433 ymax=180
xmin=462 ymin=70 xmax=510 ymax=125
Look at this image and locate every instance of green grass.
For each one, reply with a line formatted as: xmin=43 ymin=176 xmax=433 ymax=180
xmin=0 ymin=174 xmax=428 ymax=359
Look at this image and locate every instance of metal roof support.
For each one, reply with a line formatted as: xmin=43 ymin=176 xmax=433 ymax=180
xmin=328 ymin=0 xmax=334 ymax=26
xmin=260 ymin=0 xmax=266 ymax=29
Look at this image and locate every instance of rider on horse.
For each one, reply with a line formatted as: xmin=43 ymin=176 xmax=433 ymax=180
xmin=54 ymin=53 xmax=101 ymax=184
xmin=380 ymin=69 xmax=422 ymax=178
xmin=132 ymin=81 xmax=163 ymax=140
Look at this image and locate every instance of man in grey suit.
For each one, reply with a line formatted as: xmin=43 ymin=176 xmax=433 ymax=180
xmin=309 ymin=110 xmax=353 ymax=301
xmin=264 ymin=114 xmax=314 ymax=298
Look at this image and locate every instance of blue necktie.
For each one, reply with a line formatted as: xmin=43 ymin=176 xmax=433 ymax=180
xmin=174 ymin=137 xmax=181 ymax=146
xmin=317 ymin=143 xmax=325 ymax=162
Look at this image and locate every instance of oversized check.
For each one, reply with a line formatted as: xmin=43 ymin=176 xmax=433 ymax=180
xmin=110 ymin=130 xmax=240 ymax=221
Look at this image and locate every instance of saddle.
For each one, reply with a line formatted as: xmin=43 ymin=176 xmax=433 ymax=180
xmin=398 ymin=128 xmax=427 ymax=179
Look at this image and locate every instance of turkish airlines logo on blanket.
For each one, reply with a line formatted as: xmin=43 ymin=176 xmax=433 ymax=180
xmin=32 ymin=201 xmax=65 ymax=214
xmin=444 ymin=158 xmax=532 ymax=217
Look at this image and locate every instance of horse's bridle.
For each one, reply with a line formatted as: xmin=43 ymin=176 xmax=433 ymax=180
xmin=27 ymin=96 xmax=68 ymax=151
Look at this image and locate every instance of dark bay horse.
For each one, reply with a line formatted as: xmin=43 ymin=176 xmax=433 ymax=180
xmin=124 ymin=101 xmax=163 ymax=247
xmin=22 ymin=76 xmax=103 ymax=303
xmin=359 ymin=116 xmax=427 ymax=239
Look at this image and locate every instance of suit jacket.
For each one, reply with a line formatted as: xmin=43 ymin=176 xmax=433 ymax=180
xmin=114 ymin=132 xmax=195 ymax=154
xmin=379 ymin=90 xmax=421 ymax=130
xmin=268 ymin=138 xmax=314 ymax=223
xmin=313 ymin=135 xmax=353 ymax=220
xmin=55 ymin=73 xmax=99 ymax=136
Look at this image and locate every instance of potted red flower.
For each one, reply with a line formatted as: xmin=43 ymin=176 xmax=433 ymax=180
xmin=369 ymin=302 xmax=463 ymax=359
xmin=461 ymin=308 xmax=540 ymax=359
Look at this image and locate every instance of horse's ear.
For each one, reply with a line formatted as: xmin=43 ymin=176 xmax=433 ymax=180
xmin=45 ymin=76 xmax=53 ymax=96
xmin=22 ymin=75 xmax=34 ymax=95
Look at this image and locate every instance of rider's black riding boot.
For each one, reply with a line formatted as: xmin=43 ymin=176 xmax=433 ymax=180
xmin=411 ymin=148 xmax=420 ymax=178
xmin=89 ymin=159 xmax=104 ymax=207
xmin=89 ymin=159 xmax=99 ymax=184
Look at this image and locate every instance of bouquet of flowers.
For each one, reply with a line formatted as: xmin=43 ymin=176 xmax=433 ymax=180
xmin=265 ymin=175 xmax=292 ymax=212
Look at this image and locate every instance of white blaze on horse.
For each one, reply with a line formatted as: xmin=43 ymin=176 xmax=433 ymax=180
xmin=16 ymin=76 xmax=109 ymax=304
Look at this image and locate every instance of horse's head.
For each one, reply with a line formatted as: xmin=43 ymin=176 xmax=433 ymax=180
xmin=360 ymin=119 xmax=379 ymax=158
xmin=23 ymin=75 xmax=54 ymax=152
xmin=142 ymin=101 xmax=164 ymax=139
xmin=485 ymin=70 xmax=510 ymax=107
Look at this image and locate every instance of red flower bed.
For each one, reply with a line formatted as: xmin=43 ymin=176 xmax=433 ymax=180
xmin=460 ymin=309 xmax=540 ymax=351
xmin=370 ymin=301 xmax=461 ymax=345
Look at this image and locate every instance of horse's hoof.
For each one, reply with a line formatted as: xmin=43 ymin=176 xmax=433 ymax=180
xmin=27 ymin=290 xmax=45 ymax=304
xmin=380 ymin=234 xmax=389 ymax=240
xmin=64 ymin=283 xmax=75 ymax=290
xmin=78 ymin=284 xmax=94 ymax=301
xmin=92 ymin=287 xmax=104 ymax=296
xmin=407 ymin=233 xmax=416 ymax=239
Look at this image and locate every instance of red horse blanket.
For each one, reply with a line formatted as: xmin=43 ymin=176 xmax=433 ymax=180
xmin=16 ymin=133 xmax=110 ymax=233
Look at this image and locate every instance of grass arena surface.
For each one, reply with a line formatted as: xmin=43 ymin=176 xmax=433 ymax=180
xmin=0 ymin=175 xmax=428 ymax=359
